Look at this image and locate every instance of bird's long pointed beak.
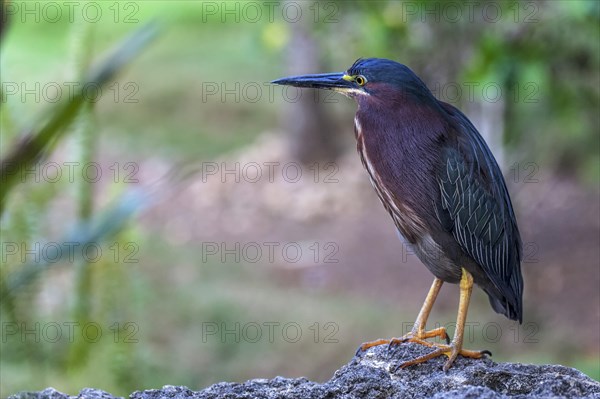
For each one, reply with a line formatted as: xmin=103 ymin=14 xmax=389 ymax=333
xmin=271 ymin=72 xmax=354 ymax=91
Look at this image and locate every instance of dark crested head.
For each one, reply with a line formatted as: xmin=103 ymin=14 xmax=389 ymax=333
xmin=346 ymin=58 xmax=429 ymax=92
xmin=271 ymin=58 xmax=433 ymax=99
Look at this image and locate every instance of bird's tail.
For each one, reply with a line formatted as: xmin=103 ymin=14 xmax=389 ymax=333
xmin=486 ymin=288 xmax=523 ymax=323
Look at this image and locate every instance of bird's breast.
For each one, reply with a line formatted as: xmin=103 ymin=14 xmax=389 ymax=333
xmin=354 ymin=117 xmax=427 ymax=244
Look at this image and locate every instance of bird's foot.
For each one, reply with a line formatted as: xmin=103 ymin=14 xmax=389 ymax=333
xmin=390 ymin=327 xmax=451 ymax=346
xmin=356 ymin=327 xmax=450 ymax=355
xmin=394 ymin=342 xmax=491 ymax=372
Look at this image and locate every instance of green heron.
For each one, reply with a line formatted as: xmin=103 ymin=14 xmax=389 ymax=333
xmin=272 ymin=58 xmax=523 ymax=371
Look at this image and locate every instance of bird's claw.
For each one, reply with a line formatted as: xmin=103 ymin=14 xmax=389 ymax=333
xmin=387 ymin=337 xmax=405 ymax=350
xmin=357 ymin=327 xmax=451 ymax=356
xmin=391 ymin=343 xmax=492 ymax=372
xmin=356 ymin=338 xmax=392 ymax=355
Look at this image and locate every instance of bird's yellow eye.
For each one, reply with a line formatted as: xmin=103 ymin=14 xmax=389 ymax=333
xmin=355 ymin=75 xmax=367 ymax=86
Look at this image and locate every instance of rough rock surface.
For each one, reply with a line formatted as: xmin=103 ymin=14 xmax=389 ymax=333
xmin=10 ymin=343 xmax=600 ymax=399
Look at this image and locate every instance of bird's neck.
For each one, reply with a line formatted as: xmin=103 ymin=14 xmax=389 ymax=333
xmin=355 ymin=94 xmax=447 ymax=145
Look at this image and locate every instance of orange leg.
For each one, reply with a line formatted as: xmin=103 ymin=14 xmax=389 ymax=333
xmin=359 ymin=278 xmax=449 ymax=352
xmin=398 ymin=268 xmax=490 ymax=371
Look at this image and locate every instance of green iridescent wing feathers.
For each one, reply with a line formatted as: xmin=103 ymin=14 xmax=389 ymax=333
xmin=436 ymin=103 xmax=523 ymax=322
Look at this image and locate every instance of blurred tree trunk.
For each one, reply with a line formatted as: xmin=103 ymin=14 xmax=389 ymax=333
xmin=281 ymin=1 xmax=340 ymax=164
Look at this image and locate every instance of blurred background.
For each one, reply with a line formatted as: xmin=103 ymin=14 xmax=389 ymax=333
xmin=1 ymin=0 xmax=598 ymax=396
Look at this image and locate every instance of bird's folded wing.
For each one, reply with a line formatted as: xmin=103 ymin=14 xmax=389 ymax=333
xmin=435 ymin=103 xmax=523 ymax=321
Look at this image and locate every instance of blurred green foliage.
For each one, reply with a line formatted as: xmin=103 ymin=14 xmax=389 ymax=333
xmin=1 ymin=7 xmax=157 ymax=395
xmin=1 ymin=0 xmax=598 ymax=396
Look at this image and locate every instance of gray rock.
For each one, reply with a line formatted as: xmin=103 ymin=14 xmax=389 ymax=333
xmin=9 ymin=387 xmax=121 ymax=399
xmin=9 ymin=343 xmax=600 ymax=399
